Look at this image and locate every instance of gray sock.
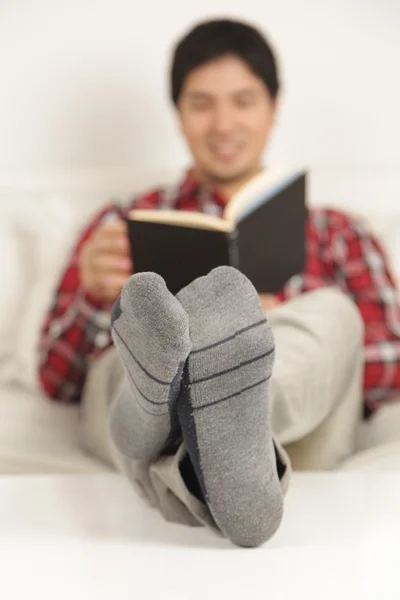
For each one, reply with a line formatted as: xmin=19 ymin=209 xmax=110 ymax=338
xmin=109 ymin=272 xmax=191 ymax=463
xmin=177 ymin=266 xmax=283 ymax=548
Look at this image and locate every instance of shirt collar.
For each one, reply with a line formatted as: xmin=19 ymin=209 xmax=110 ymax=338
xmin=179 ymin=169 xmax=227 ymax=209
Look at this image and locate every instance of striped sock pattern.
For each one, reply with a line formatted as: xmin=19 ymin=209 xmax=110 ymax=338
xmin=109 ymin=272 xmax=191 ymax=463
xmin=177 ymin=266 xmax=284 ymax=548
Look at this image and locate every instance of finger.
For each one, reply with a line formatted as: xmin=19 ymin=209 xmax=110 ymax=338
xmin=260 ymin=297 xmax=279 ymax=312
xmin=98 ymin=220 xmax=128 ymax=235
xmin=93 ymin=218 xmax=129 ymax=243
xmin=93 ymin=233 xmax=131 ymax=256
xmin=101 ymin=273 xmax=131 ymax=296
xmin=105 ymin=272 xmax=131 ymax=287
xmin=92 ymin=253 xmax=133 ymax=274
xmin=259 ymin=295 xmax=272 ymax=310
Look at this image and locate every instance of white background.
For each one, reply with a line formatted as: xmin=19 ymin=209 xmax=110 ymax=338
xmin=0 ymin=0 xmax=399 ymax=209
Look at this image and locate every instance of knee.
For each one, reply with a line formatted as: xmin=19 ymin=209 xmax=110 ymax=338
xmin=313 ymin=287 xmax=364 ymax=345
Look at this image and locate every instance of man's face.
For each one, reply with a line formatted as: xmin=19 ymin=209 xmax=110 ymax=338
xmin=178 ymin=54 xmax=278 ymax=185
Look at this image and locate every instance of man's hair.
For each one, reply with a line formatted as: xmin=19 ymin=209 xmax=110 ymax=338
xmin=170 ymin=18 xmax=280 ymax=106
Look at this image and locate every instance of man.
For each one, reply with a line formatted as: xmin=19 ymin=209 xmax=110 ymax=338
xmin=39 ymin=19 xmax=400 ymax=547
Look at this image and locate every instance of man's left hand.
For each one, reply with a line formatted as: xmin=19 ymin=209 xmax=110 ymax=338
xmin=259 ymin=294 xmax=280 ymax=312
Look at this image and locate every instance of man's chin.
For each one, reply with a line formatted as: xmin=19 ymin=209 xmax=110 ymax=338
xmin=202 ymin=164 xmax=252 ymax=186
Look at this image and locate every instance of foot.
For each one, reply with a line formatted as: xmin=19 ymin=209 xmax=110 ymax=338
xmin=109 ymin=272 xmax=191 ymax=462
xmin=177 ymin=266 xmax=283 ymax=547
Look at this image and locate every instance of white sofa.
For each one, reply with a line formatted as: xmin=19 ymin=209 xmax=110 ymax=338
xmin=0 ymin=168 xmax=399 ymax=475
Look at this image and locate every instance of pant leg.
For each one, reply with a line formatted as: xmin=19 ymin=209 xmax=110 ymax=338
xmin=79 ymin=347 xmax=222 ymax=528
xmin=268 ymin=287 xmax=364 ymax=470
xmin=80 ymin=287 xmax=363 ymax=528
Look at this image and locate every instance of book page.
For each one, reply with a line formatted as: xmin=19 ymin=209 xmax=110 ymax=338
xmin=128 ymin=209 xmax=234 ymax=233
xmin=225 ymin=166 xmax=304 ymax=222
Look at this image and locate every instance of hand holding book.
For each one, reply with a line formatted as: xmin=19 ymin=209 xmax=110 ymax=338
xmin=127 ymin=167 xmax=307 ymax=295
xmin=259 ymin=294 xmax=280 ymax=312
xmin=79 ymin=219 xmax=133 ymax=303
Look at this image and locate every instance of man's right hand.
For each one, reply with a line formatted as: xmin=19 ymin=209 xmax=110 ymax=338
xmin=79 ymin=220 xmax=133 ymax=303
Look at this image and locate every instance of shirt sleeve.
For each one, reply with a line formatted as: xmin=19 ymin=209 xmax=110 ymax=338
xmin=38 ymin=189 xmax=163 ymax=403
xmin=330 ymin=211 xmax=400 ymax=415
xmin=38 ymin=203 xmax=123 ymax=403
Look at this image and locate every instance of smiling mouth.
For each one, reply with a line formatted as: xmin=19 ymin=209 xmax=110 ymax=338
xmin=209 ymin=143 xmax=243 ymax=161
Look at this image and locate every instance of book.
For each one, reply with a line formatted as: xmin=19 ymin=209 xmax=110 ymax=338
xmin=126 ymin=166 xmax=307 ymax=295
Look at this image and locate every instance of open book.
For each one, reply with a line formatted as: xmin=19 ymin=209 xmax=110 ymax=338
xmin=127 ymin=166 xmax=307 ymax=294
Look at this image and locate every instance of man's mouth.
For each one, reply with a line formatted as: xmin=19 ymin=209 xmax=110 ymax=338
xmin=208 ymin=142 xmax=243 ymax=162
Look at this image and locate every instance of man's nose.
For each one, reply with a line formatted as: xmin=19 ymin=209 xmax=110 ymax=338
xmin=211 ymin=103 xmax=236 ymax=133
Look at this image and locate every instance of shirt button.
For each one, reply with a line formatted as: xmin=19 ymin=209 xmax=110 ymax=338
xmin=96 ymin=311 xmax=111 ymax=328
xmin=95 ymin=331 xmax=110 ymax=348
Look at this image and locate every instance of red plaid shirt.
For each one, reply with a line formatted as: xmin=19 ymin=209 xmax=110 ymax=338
xmin=39 ymin=171 xmax=400 ymax=417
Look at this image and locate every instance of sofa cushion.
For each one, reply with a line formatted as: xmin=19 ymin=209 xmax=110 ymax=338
xmin=0 ymin=384 xmax=108 ymax=474
xmin=0 ymin=219 xmax=24 ymax=380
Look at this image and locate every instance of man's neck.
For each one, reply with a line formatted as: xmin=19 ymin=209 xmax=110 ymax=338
xmin=193 ymin=166 xmax=263 ymax=203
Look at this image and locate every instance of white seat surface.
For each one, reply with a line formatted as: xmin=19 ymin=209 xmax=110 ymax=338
xmin=0 ymin=473 xmax=399 ymax=599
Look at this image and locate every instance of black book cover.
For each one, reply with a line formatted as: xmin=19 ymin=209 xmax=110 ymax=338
xmin=237 ymin=174 xmax=307 ymax=293
xmin=127 ymin=220 xmax=232 ymax=295
xmin=126 ymin=171 xmax=307 ymax=295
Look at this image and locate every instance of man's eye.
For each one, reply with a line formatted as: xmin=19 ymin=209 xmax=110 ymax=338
xmin=235 ymin=97 xmax=256 ymax=108
xmin=190 ymin=102 xmax=210 ymax=111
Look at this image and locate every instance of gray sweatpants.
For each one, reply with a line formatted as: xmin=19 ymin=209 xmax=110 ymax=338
xmin=80 ymin=288 xmax=364 ymax=530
